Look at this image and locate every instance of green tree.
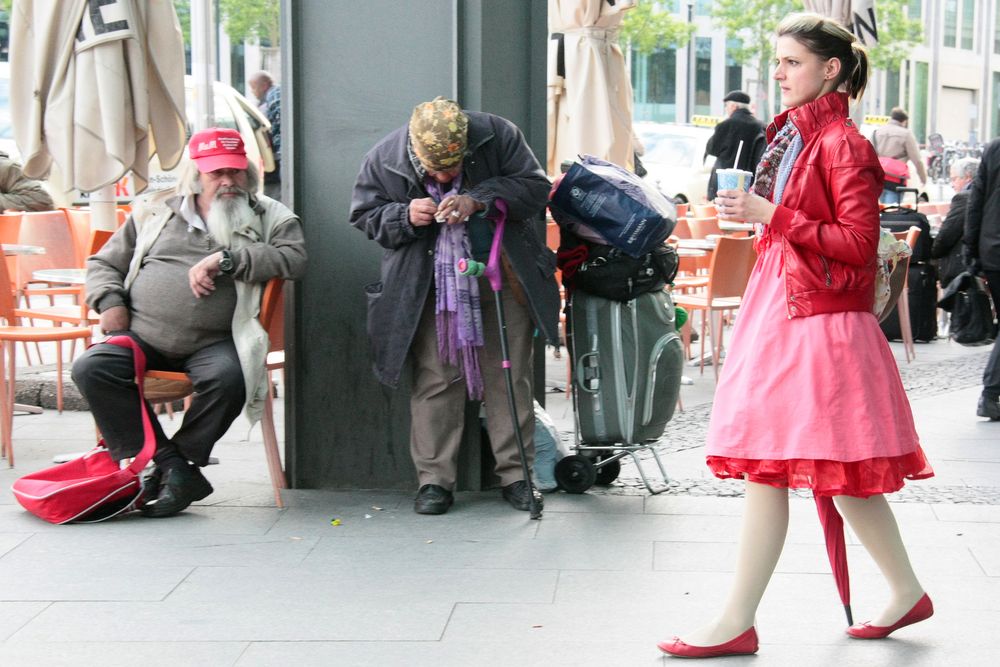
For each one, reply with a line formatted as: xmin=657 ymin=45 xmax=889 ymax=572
xmin=865 ymin=0 xmax=923 ymax=73
xmin=219 ymin=0 xmax=279 ymax=46
xmin=173 ymin=0 xmax=190 ymax=45
xmin=711 ymin=0 xmax=804 ymax=120
xmin=619 ymin=1 xmax=695 ymax=55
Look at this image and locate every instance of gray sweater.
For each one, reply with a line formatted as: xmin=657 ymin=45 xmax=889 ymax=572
xmin=87 ymin=197 xmax=306 ymax=358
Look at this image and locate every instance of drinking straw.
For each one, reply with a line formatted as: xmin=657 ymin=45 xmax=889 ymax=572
xmin=733 ymin=140 xmax=744 ymax=169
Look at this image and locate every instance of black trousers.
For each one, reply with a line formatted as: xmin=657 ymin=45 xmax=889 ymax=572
xmin=983 ymin=270 xmax=1000 ymax=399
xmin=71 ymin=334 xmax=246 ymax=466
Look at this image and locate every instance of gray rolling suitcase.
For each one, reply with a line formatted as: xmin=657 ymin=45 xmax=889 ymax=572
xmin=569 ymin=289 xmax=684 ymax=446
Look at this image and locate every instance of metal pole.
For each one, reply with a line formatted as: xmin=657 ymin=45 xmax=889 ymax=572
xmin=686 ymin=1 xmax=694 ymax=123
xmin=191 ymin=0 xmax=216 ymax=131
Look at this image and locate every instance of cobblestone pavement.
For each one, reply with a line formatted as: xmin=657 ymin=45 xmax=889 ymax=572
xmin=584 ymin=349 xmax=999 ymax=503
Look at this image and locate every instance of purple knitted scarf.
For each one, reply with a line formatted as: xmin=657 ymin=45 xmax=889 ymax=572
xmin=426 ymin=176 xmax=485 ymax=399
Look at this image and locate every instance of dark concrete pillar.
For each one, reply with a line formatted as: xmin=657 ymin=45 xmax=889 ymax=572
xmin=282 ymin=0 xmax=548 ymax=490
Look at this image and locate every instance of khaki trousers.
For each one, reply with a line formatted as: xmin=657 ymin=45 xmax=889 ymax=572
xmin=409 ymin=278 xmax=535 ymax=490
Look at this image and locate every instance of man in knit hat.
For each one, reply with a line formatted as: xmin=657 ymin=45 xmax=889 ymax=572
xmin=72 ymin=128 xmax=307 ymax=518
xmin=351 ymin=98 xmax=560 ymax=515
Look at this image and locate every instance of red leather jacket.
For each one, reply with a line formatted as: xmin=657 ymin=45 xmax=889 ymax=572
xmin=764 ymin=92 xmax=883 ymax=318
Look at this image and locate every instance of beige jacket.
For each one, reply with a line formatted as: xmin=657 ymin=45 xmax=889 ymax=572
xmin=0 ymin=152 xmax=54 ymax=211
xmin=872 ymin=120 xmax=928 ymax=184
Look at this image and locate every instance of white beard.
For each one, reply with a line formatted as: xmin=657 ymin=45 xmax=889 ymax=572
xmin=205 ymin=193 xmax=255 ymax=248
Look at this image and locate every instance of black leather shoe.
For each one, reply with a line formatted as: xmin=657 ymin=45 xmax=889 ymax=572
xmin=414 ymin=484 xmax=454 ymax=515
xmin=501 ymin=480 xmax=543 ymax=511
xmin=138 ymin=466 xmax=163 ymax=507
xmin=140 ymin=463 xmax=213 ymax=518
xmin=978 ymin=394 xmax=1000 ymax=421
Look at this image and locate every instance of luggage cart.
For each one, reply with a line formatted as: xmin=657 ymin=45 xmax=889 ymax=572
xmin=555 ymin=289 xmax=684 ymax=495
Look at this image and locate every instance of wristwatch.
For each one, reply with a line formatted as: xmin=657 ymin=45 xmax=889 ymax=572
xmin=219 ymin=249 xmax=235 ymax=274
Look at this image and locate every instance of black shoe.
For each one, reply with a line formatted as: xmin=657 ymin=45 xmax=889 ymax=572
xmin=414 ymin=484 xmax=454 ymax=515
xmin=501 ymin=480 xmax=543 ymax=511
xmin=138 ymin=466 xmax=163 ymax=507
xmin=977 ymin=394 xmax=1000 ymax=421
xmin=140 ymin=463 xmax=213 ymax=518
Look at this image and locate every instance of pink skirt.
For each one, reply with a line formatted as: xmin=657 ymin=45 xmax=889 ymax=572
xmin=704 ymin=234 xmax=933 ymax=497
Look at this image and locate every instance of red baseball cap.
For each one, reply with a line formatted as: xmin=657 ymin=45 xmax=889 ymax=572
xmin=188 ymin=127 xmax=248 ymax=172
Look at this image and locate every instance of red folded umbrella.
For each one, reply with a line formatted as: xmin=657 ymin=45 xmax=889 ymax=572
xmin=815 ymin=494 xmax=853 ymax=626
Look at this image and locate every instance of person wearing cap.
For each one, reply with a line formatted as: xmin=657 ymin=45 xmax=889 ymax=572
xmin=704 ymin=90 xmax=766 ymax=201
xmin=72 ymin=127 xmax=307 ymax=518
xmin=350 ymin=98 xmax=560 ymax=515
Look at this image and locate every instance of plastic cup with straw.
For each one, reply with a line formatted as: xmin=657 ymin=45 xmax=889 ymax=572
xmin=715 ymin=139 xmax=753 ymax=193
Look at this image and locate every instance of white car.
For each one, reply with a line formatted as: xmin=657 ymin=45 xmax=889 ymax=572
xmin=634 ymin=121 xmax=715 ymax=205
xmin=0 ymin=62 xmax=274 ymax=202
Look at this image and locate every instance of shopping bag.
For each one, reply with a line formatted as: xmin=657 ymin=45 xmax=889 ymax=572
xmin=11 ymin=336 xmax=157 ymax=524
xmin=548 ymin=154 xmax=676 ymax=257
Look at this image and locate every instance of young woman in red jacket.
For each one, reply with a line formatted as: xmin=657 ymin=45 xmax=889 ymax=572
xmin=658 ymin=14 xmax=934 ymax=659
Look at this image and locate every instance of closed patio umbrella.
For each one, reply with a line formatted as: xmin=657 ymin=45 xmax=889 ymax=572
xmin=802 ymin=0 xmax=878 ymax=46
xmin=547 ymin=0 xmax=637 ymax=175
xmin=10 ymin=0 xmax=186 ymax=228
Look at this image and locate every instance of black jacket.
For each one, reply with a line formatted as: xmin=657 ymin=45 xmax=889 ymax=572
xmin=931 ymin=189 xmax=969 ymax=286
xmin=350 ymin=111 xmax=560 ymax=388
xmin=704 ymin=108 xmax=766 ymax=200
xmin=964 ymin=138 xmax=1000 ymax=271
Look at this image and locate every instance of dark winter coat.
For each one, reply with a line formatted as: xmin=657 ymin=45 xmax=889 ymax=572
xmin=931 ymin=189 xmax=969 ymax=287
xmin=704 ymin=108 xmax=766 ymax=200
xmin=350 ymin=111 xmax=560 ymax=388
xmin=965 ymin=138 xmax=1000 ymax=272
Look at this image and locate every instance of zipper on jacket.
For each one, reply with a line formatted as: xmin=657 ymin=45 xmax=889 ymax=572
xmin=819 ymin=256 xmax=832 ymax=286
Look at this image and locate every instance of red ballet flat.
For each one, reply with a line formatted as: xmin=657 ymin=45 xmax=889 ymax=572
xmin=846 ymin=593 xmax=933 ymax=639
xmin=657 ymin=627 xmax=759 ymax=658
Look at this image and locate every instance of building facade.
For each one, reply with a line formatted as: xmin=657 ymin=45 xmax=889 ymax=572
xmin=632 ymin=0 xmax=1000 ymax=146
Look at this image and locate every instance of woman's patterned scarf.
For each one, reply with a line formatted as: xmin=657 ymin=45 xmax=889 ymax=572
xmin=753 ymin=122 xmax=799 ymax=200
xmin=426 ymin=175 xmax=485 ymax=400
xmin=752 ymin=120 xmax=800 ymax=256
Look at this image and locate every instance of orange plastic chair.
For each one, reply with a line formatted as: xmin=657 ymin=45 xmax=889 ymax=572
xmin=692 ymin=203 xmax=718 ymax=218
xmin=673 ymin=236 xmax=757 ymax=379
xmin=687 ymin=216 xmax=723 ymax=239
xmin=141 ymin=279 xmax=288 ymax=506
xmin=892 ymin=226 xmax=922 ymax=363
xmin=0 ymin=253 xmax=92 ymax=467
xmin=64 ymin=208 xmax=93 ymax=266
xmin=672 ymin=217 xmax=692 ymax=239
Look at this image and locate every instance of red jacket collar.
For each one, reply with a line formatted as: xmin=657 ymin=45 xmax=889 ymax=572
xmin=767 ymin=92 xmax=850 ymax=142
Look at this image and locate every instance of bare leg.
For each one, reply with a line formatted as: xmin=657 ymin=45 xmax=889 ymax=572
xmin=679 ymin=481 xmax=789 ymax=646
xmin=833 ymin=494 xmax=925 ymax=626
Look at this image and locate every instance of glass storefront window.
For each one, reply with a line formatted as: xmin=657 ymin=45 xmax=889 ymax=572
xmin=886 ymin=67 xmax=900 ymax=112
xmin=943 ymin=0 xmax=957 ymax=48
xmin=631 ymin=48 xmax=678 ymax=123
xmin=993 ymin=72 xmax=1000 ymax=138
xmin=694 ymin=36 xmax=712 ymax=115
xmin=961 ymin=0 xmax=975 ymax=50
xmin=726 ymin=38 xmax=742 ymax=95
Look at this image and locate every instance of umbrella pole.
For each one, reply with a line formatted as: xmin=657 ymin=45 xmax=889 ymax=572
xmin=90 ymin=184 xmax=117 ymax=231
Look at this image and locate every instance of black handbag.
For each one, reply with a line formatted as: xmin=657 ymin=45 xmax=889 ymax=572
xmin=572 ymin=243 xmax=678 ymax=302
xmin=938 ymin=271 xmax=996 ymax=346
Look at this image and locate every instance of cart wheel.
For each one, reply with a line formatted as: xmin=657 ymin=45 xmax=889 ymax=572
xmin=595 ymin=458 xmax=621 ymax=485
xmin=555 ymin=455 xmax=597 ymax=494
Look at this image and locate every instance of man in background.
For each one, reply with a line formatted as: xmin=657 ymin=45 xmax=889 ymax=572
xmin=963 ymin=140 xmax=1000 ymax=420
xmin=704 ymin=90 xmax=765 ymax=201
xmin=0 ymin=151 xmax=54 ymax=211
xmin=871 ymin=108 xmax=927 ymax=205
xmin=249 ymin=71 xmax=281 ymax=200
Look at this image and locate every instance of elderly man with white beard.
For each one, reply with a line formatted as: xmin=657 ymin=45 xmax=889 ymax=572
xmin=72 ymin=127 xmax=307 ymax=518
